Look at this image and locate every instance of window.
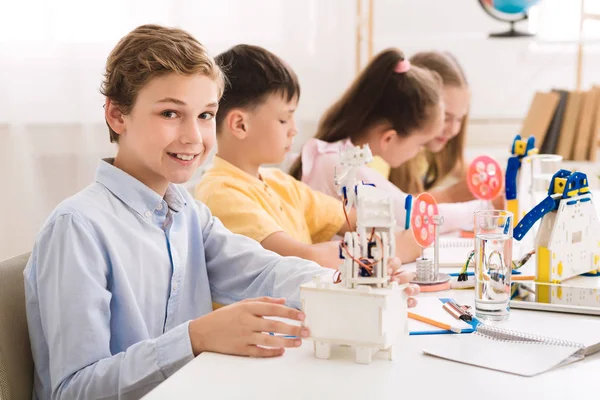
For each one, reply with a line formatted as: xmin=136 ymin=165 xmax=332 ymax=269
xmin=531 ymin=0 xmax=600 ymax=43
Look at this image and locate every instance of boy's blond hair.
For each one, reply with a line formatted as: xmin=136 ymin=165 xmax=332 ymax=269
xmin=101 ymin=24 xmax=224 ymax=143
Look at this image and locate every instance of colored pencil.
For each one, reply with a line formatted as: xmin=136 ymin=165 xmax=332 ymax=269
xmin=407 ymin=312 xmax=462 ymax=333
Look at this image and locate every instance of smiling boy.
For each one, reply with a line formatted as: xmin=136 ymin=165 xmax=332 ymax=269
xmin=23 ymin=25 xmax=339 ymax=400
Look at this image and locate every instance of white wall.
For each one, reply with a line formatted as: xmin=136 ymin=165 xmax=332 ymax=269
xmin=372 ymin=0 xmax=600 ymax=146
xmin=1 ymin=0 xmax=599 ymax=261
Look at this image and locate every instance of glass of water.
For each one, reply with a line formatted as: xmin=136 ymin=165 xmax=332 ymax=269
xmin=474 ymin=210 xmax=514 ymax=321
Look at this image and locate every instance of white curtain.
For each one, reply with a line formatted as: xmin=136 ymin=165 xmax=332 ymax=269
xmin=0 ymin=0 xmax=356 ymax=260
xmin=1 ymin=0 xmax=597 ymax=260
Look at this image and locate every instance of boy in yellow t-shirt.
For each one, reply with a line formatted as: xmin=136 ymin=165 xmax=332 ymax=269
xmin=196 ymin=45 xmax=351 ymax=270
xmin=196 ymin=45 xmax=423 ymax=268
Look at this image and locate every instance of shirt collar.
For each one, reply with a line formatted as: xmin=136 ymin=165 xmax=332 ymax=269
xmin=95 ymin=158 xmax=187 ymax=218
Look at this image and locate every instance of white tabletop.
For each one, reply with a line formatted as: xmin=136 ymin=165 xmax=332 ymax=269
xmin=145 ymin=196 xmax=600 ymax=400
xmin=144 ymin=284 xmax=600 ymax=400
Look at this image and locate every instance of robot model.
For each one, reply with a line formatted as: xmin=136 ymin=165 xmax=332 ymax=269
xmin=300 ymin=144 xmax=408 ymax=364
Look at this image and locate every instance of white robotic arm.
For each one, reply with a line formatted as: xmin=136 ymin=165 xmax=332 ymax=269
xmin=334 ymin=143 xmax=373 ymax=214
xmin=299 ymin=143 xmax=408 ymax=364
xmin=333 ymin=144 xmax=395 ymax=289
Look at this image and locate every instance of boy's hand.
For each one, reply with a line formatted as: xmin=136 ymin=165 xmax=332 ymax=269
xmin=188 ymin=297 xmax=309 ymax=358
xmin=387 ymin=257 xmax=420 ymax=308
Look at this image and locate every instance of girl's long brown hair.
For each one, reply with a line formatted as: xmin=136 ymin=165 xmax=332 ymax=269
xmin=388 ymin=51 xmax=469 ymax=194
xmin=289 ymin=48 xmax=442 ymax=180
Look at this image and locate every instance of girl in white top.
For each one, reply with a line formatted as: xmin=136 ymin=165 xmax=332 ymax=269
xmin=289 ymin=48 xmax=488 ymax=245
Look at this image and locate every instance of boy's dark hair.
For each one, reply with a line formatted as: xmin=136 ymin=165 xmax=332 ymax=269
xmin=215 ymin=45 xmax=300 ymax=132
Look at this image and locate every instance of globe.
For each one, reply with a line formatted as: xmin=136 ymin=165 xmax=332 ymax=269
xmin=478 ymin=0 xmax=541 ymax=38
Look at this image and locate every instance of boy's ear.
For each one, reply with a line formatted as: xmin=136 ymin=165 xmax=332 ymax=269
xmin=105 ymin=99 xmax=126 ymax=136
xmin=225 ymin=109 xmax=249 ymax=140
xmin=379 ymin=129 xmax=397 ymax=152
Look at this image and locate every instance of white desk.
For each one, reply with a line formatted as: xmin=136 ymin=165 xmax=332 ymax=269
xmin=144 ymin=286 xmax=600 ymax=400
xmin=145 ymin=198 xmax=600 ymax=400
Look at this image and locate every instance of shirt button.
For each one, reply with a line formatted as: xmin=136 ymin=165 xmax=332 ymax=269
xmin=172 ymin=282 xmax=178 ymax=291
xmin=156 ymin=203 xmax=163 ymax=211
xmin=144 ymin=210 xmax=152 ymax=218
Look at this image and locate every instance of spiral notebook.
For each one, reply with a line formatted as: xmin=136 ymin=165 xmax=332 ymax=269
xmin=423 ymin=325 xmax=600 ymax=376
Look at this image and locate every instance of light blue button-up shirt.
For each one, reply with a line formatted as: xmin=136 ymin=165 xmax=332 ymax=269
xmin=24 ymin=159 xmax=329 ymax=400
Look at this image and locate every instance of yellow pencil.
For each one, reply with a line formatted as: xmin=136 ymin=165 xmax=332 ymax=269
xmin=408 ymin=312 xmax=462 ymax=333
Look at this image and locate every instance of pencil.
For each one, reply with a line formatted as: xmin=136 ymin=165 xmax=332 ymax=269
xmin=408 ymin=312 xmax=462 ymax=333
xmin=511 ymin=275 xmax=535 ymax=281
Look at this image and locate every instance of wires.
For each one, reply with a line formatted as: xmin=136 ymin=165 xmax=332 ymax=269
xmin=342 ymin=196 xmax=375 ymax=241
xmin=339 ymin=233 xmax=383 ymax=279
xmin=333 ymin=270 xmax=342 ymax=284
xmin=458 ymin=248 xmax=535 ymax=283
xmin=458 ymin=251 xmax=475 ymax=282
xmin=336 ymin=185 xmax=383 ymax=283
xmin=342 ymin=198 xmax=353 ymax=232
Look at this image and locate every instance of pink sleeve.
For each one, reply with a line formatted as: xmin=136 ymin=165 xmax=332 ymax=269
xmin=300 ymin=139 xmax=343 ymax=199
xmin=299 ymin=138 xmax=486 ymax=234
xmin=357 ymin=167 xmax=490 ymax=234
xmin=300 ymin=139 xmax=410 ymax=231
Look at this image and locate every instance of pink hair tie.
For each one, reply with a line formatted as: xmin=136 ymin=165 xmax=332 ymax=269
xmin=394 ymin=60 xmax=411 ymax=74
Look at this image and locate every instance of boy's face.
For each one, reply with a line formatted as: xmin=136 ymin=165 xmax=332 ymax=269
xmin=108 ymin=73 xmax=219 ymax=194
xmin=245 ymin=93 xmax=298 ymax=166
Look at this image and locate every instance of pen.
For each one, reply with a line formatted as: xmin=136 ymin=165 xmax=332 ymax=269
xmin=404 ymin=195 xmax=412 ymax=230
xmin=443 ymin=301 xmax=473 ymax=322
xmin=453 ymin=301 xmax=474 ymax=321
xmin=268 ymin=332 xmax=298 ymax=339
xmin=442 ymin=302 xmax=462 ymax=320
xmin=512 ymin=250 xmax=535 ymax=269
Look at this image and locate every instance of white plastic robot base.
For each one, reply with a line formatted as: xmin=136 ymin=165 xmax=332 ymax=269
xmin=300 ymin=275 xmax=408 ymax=364
xmin=535 ymin=193 xmax=600 ymax=282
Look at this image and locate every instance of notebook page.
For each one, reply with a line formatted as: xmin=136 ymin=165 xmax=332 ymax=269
xmin=423 ymin=237 xmax=523 ymax=268
xmin=422 ymin=238 xmax=473 ymax=267
xmin=422 ymin=333 xmax=584 ymax=376
xmin=408 ymin=297 xmax=472 ymax=334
